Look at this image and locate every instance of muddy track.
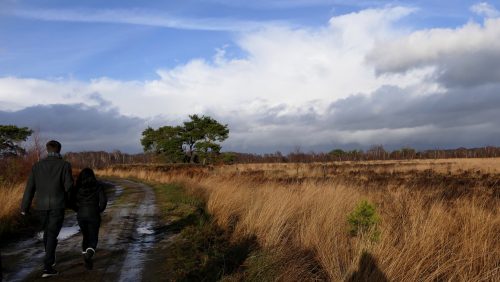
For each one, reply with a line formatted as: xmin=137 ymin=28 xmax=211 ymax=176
xmin=2 ymin=179 xmax=168 ymax=282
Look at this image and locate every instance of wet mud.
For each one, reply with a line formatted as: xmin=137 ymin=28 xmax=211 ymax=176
xmin=1 ymin=179 xmax=169 ymax=282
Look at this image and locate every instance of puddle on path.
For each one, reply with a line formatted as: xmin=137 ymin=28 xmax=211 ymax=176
xmin=35 ymin=225 xmax=80 ymax=241
xmin=106 ymin=183 xmax=123 ymax=205
xmin=118 ymin=182 xmax=157 ymax=282
xmin=137 ymin=225 xmax=155 ymax=235
xmin=3 ymin=214 xmax=80 ymax=282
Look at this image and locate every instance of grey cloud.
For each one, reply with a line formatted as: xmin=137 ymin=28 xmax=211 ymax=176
xmin=211 ymin=83 xmax=500 ymax=153
xmin=88 ymin=93 xmax=113 ymax=108
xmin=2 ymin=84 xmax=499 ymax=154
xmin=0 ymin=103 xmax=146 ymax=152
xmin=255 ymin=104 xmax=319 ymax=125
xmin=367 ymin=19 xmax=500 ymax=88
xmin=369 ymin=49 xmax=500 ymax=88
xmin=437 ymin=50 xmax=500 ymax=88
xmin=327 ymin=84 xmax=500 ymax=130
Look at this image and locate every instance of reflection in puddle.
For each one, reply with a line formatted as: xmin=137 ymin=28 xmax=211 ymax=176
xmin=137 ymin=225 xmax=155 ymax=235
xmin=35 ymin=225 xmax=81 ymax=240
xmin=58 ymin=225 xmax=81 ymax=240
xmin=107 ymin=184 xmax=124 ymax=205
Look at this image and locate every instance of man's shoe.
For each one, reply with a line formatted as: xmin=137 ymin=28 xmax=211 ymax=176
xmin=41 ymin=267 xmax=59 ymax=278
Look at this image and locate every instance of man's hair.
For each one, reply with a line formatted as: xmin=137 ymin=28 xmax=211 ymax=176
xmin=46 ymin=140 xmax=62 ymax=153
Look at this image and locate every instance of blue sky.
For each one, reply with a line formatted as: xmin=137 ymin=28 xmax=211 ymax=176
xmin=1 ymin=0 xmax=500 ymax=153
xmin=0 ymin=0 xmax=485 ymax=80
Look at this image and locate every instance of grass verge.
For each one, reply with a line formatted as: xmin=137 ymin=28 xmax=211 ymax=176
xmin=147 ymin=181 xmax=327 ymax=281
xmin=0 ymin=184 xmax=39 ymax=242
xmin=145 ymin=181 xmax=259 ymax=281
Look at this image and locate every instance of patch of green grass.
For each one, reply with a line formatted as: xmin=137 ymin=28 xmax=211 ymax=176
xmin=153 ymin=183 xmax=204 ymax=223
xmin=149 ymin=182 xmax=256 ymax=281
xmin=235 ymin=250 xmax=280 ymax=282
xmin=165 ymin=223 xmax=256 ymax=281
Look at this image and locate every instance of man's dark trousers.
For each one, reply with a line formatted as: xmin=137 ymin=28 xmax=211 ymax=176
xmin=38 ymin=209 xmax=65 ymax=269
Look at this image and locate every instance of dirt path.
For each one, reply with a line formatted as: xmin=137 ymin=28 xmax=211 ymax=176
xmin=1 ymin=179 xmax=169 ymax=282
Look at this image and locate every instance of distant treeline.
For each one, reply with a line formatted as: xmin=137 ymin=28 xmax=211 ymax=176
xmin=64 ymin=151 xmax=154 ymax=169
xmin=224 ymin=145 xmax=500 ymax=164
xmin=63 ymin=146 xmax=500 ymax=168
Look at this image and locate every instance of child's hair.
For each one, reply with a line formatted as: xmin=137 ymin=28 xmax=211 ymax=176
xmin=76 ymin=167 xmax=97 ymax=188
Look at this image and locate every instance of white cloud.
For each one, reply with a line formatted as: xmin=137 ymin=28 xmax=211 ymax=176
xmin=2 ymin=7 xmax=419 ymax=116
xmin=7 ymin=8 xmax=286 ymax=31
xmin=471 ymin=2 xmax=499 ymax=18
xmin=2 ymin=6 xmax=500 ymax=152
xmin=203 ymin=0 xmax=383 ymax=9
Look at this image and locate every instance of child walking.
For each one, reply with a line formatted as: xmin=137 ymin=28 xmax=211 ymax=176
xmin=73 ymin=168 xmax=107 ymax=270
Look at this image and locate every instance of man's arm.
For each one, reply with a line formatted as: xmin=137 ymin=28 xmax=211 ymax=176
xmin=21 ymin=168 xmax=36 ymax=213
xmin=63 ymin=162 xmax=74 ymax=193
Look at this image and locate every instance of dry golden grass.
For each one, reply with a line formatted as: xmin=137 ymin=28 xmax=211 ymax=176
xmin=98 ymin=158 xmax=500 ymax=281
xmin=0 ymin=183 xmax=24 ymax=226
xmin=219 ymin=158 xmax=500 ymax=178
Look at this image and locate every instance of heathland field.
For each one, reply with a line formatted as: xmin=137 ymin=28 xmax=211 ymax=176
xmin=1 ymin=158 xmax=499 ymax=281
xmin=96 ymin=158 xmax=500 ymax=281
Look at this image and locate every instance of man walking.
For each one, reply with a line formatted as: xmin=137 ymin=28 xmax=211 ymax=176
xmin=21 ymin=140 xmax=73 ymax=278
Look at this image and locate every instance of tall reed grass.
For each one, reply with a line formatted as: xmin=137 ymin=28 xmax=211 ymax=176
xmin=97 ymin=159 xmax=500 ymax=281
xmin=0 ymin=183 xmax=24 ymax=237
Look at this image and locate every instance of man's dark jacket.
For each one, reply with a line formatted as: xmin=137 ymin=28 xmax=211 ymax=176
xmin=21 ymin=154 xmax=73 ymax=212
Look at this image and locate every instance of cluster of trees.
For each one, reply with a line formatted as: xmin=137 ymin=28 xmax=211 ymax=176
xmin=0 ymin=125 xmax=36 ymax=184
xmin=0 ymin=125 xmax=33 ymax=158
xmin=141 ymin=115 xmax=229 ymax=164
